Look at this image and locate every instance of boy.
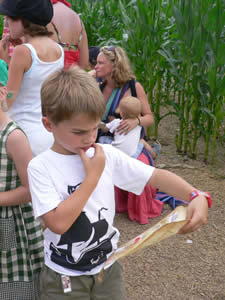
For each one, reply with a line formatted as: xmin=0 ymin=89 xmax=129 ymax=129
xmin=99 ymin=95 xmax=159 ymax=158
xmin=28 ymin=67 xmax=210 ymax=300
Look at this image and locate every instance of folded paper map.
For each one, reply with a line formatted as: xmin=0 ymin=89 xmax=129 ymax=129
xmin=98 ymin=205 xmax=188 ymax=282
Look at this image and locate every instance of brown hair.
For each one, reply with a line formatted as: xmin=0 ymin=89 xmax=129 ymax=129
xmin=9 ymin=17 xmax=53 ymax=37
xmin=119 ymin=96 xmax=141 ymax=119
xmin=22 ymin=19 xmax=53 ymax=37
xmin=41 ymin=66 xmax=106 ymax=124
xmin=100 ymin=46 xmax=135 ymax=87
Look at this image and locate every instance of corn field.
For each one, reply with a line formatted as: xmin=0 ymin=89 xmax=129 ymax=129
xmin=70 ymin=0 xmax=225 ymax=165
xmin=1 ymin=0 xmax=224 ymax=164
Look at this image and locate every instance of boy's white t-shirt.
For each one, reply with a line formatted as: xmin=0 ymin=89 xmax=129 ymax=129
xmin=28 ymin=144 xmax=154 ymax=276
xmin=106 ymin=119 xmax=142 ymax=156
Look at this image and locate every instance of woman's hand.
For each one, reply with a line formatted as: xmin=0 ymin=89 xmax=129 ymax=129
xmin=117 ymin=118 xmax=139 ymax=135
xmin=0 ymin=37 xmax=10 ymax=62
xmin=9 ymin=37 xmax=24 ymax=47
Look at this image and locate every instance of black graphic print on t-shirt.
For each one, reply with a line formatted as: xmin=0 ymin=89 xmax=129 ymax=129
xmin=50 ymin=182 xmax=116 ymax=271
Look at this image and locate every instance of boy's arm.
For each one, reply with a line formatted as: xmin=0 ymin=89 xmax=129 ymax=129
xmin=0 ymin=129 xmax=32 ymax=206
xmin=38 ymin=144 xmax=105 ymax=235
xmin=149 ymin=168 xmax=208 ymax=233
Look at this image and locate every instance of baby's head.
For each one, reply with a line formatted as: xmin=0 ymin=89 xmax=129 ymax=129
xmin=41 ymin=66 xmax=106 ymax=125
xmin=119 ymin=96 xmax=141 ymax=120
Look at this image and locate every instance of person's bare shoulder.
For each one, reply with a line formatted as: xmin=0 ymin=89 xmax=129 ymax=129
xmin=6 ymin=128 xmax=32 ymax=160
xmin=135 ymin=81 xmax=145 ymax=93
xmin=10 ymin=45 xmax=32 ymax=71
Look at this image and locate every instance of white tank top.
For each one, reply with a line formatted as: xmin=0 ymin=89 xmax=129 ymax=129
xmin=8 ymin=43 xmax=64 ymax=156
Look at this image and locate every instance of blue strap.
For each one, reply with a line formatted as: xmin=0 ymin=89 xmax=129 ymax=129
xmin=155 ymin=192 xmax=188 ymax=209
xmin=108 ymin=88 xmax=122 ymax=118
xmin=102 ymin=88 xmax=118 ymax=121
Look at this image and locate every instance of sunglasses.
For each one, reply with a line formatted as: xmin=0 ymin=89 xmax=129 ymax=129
xmin=103 ymin=46 xmax=115 ymax=52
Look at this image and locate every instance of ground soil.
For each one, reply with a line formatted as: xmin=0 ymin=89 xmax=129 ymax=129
xmin=114 ymin=114 xmax=225 ymax=300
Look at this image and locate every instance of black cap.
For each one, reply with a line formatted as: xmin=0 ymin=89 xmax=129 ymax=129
xmin=0 ymin=0 xmax=53 ymax=26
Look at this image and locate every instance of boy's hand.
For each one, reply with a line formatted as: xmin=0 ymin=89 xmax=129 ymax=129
xmin=79 ymin=143 xmax=105 ymax=184
xmin=179 ymin=195 xmax=208 ymax=234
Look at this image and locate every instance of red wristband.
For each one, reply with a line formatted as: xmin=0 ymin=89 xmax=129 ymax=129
xmin=189 ymin=190 xmax=212 ymax=208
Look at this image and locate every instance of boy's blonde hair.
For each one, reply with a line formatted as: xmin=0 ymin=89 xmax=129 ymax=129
xmin=41 ymin=66 xmax=106 ymax=124
xmin=119 ymin=96 xmax=141 ymax=119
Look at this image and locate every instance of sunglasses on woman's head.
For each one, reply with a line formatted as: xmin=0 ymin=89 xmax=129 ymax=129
xmin=104 ymin=46 xmax=115 ymax=52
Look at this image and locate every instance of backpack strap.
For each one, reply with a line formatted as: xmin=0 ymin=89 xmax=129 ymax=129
xmin=129 ymin=79 xmax=137 ymax=97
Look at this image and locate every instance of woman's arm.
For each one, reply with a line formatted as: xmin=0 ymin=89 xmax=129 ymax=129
xmin=0 ymin=129 xmax=33 ymax=206
xmin=117 ymin=81 xmax=154 ymax=135
xmin=78 ymin=25 xmax=89 ymax=70
xmin=135 ymin=82 xmax=154 ymax=127
xmin=5 ymin=45 xmax=31 ymax=108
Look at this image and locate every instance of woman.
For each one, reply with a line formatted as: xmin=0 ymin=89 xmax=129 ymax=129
xmin=48 ymin=0 xmax=89 ymax=69
xmin=95 ymin=46 xmax=163 ymax=224
xmin=1 ymin=0 xmax=89 ymax=69
xmin=0 ymin=0 xmax=64 ymax=156
xmin=96 ymin=46 xmax=154 ymax=137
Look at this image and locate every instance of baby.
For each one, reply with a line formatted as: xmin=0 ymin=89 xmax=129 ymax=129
xmin=100 ymin=96 xmax=158 ymax=158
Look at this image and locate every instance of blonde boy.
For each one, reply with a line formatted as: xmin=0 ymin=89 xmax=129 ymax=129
xmin=28 ymin=67 xmax=210 ymax=300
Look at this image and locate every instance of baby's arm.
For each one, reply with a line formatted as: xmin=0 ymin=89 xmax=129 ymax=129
xmin=148 ymin=168 xmax=208 ymax=233
xmin=0 ymin=129 xmax=32 ymax=206
xmin=40 ymin=144 xmax=105 ymax=234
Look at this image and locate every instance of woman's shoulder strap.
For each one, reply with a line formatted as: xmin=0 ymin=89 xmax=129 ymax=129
xmin=119 ymin=79 xmax=136 ymax=100
xmin=129 ymin=79 xmax=137 ymax=97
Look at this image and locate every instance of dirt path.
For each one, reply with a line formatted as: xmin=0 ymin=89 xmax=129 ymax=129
xmin=114 ymin=114 xmax=225 ymax=300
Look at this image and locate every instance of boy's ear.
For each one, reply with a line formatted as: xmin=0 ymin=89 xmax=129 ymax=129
xmin=42 ymin=116 xmax=53 ymax=132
